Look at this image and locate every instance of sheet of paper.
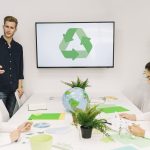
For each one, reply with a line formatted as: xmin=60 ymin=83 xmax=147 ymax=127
xmin=28 ymin=103 xmax=47 ymax=111
xmin=28 ymin=113 xmax=65 ymax=120
xmin=97 ymin=104 xmax=129 ymax=113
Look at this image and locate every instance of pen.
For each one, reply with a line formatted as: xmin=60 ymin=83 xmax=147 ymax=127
xmin=103 ymin=121 xmax=112 ymax=125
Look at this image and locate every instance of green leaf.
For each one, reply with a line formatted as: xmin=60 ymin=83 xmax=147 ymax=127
xmin=62 ymin=77 xmax=90 ymax=89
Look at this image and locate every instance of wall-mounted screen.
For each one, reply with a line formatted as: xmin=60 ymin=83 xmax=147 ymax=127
xmin=35 ymin=22 xmax=115 ymax=68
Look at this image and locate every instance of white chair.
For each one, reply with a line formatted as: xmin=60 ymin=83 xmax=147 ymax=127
xmin=13 ymin=92 xmax=30 ymax=115
xmin=0 ymin=100 xmax=9 ymax=122
xmin=15 ymin=91 xmax=28 ymax=107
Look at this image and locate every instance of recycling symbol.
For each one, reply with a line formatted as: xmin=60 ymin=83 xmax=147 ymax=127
xmin=59 ymin=28 xmax=93 ymax=60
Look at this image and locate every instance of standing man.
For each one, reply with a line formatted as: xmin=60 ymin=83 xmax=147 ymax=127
xmin=0 ymin=16 xmax=24 ymax=117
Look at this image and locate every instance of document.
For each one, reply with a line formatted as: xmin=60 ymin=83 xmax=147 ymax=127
xmin=28 ymin=103 xmax=47 ymax=111
xmin=97 ymin=104 xmax=129 ymax=113
xmin=28 ymin=113 xmax=65 ymax=120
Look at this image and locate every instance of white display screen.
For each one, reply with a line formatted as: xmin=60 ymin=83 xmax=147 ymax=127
xmin=35 ymin=22 xmax=115 ymax=68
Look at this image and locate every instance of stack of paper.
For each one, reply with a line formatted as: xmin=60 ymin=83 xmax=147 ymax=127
xmin=28 ymin=103 xmax=47 ymax=111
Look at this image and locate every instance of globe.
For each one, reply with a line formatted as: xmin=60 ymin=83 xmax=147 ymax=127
xmin=62 ymin=87 xmax=89 ymax=112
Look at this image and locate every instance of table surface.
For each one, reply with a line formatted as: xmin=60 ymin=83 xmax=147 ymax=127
xmin=1 ymin=93 xmax=150 ymax=150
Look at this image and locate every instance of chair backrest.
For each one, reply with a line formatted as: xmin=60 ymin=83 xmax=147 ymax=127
xmin=13 ymin=92 xmax=29 ymax=115
xmin=15 ymin=91 xmax=28 ymax=107
xmin=0 ymin=100 xmax=9 ymax=122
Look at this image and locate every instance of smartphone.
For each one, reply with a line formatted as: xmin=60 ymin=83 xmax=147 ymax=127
xmin=0 ymin=65 xmax=5 ymax=73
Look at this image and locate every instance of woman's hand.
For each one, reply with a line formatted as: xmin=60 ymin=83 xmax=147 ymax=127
xmin=17 ymin=122 xmax=32 ymax=132
xmin=17 ymin=88 xmax=24 ymax=98
xmin=128 ymin=124 xmax=145 ymax=137
xmin=119 ymin=113 xmax=136 ymax=121
xmin=10 ymin=129 xmax=20 ymax=142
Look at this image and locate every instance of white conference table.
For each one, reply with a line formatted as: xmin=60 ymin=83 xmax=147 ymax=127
xmin=1 ymin=93 xmax=150 ymax=150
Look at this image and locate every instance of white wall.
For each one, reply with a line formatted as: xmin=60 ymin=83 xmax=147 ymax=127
xmin=0 ymin=0 xmax=150 ymax=97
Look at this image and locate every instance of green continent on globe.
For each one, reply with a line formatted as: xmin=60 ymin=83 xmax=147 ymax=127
xmin=65 ymin=91 xmax=71 ymax=95
xmin=69 ymin=98 xmax=79 ymax=109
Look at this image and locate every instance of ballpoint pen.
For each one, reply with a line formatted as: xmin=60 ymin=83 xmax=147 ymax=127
xmin=103 ymin=121 xmax=112 ymax=125
xmin=118 ymin=125 xmax=122 ymax=135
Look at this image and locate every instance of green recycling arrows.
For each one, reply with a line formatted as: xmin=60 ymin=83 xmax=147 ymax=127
xmin=59 ymin=28 xmax=93 ymax=60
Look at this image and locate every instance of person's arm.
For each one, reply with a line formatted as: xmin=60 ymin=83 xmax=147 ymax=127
xmin=136 ymin=112 xmax=150 ymax=121
xmin=0 ymin=121 xmax=32 ymax=133
xmin=17 ymin=79 xmax=24 ymax=98
xmin=120 ymin=112 xmax=150 ymax=121
xmin=0 ymin=130 xmax=20 ymax=146
xmin=128 ymin=124 xmax=145 ymax=137
xmin=0 ymin=123 xmax=20 ymax=146
xmin=17 ymin=47 xmax=24 ymax=98
xmin=129 ymin=124 xmax=150 ymax=138
xmin=0 ymin=134 xmax=12 ymax=146
xmin=119 ymin=113 xmax=136 ymax=121
xmin=0 ymin=122 xmax=16 ymax=132
xmin=0 ymin=121 xmax=32 ymax=146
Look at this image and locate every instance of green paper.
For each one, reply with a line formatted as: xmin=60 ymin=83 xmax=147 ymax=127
xmin=99 ymin=106 xmax=129 ymax=113
xmin=28 ymin=113 xmax=63 ymax=120
xmin=112 ymin=145 xmax=138 ymax=150
xmin=111 ymin=133 xmax=150 ymax=148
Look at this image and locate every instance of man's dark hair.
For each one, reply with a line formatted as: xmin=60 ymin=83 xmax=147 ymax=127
xmin=4 ymin=16 xmax=18 ymax=27
xmin=145 ymin=62 xmax=150 ymax=71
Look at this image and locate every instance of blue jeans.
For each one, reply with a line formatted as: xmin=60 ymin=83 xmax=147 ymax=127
xmin=0 ymin=92 xmax=16 ymax=117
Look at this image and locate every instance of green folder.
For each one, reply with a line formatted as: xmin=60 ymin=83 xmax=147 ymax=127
xmin=98 ymin=105 xmax=129 ymax=113
xmin=28 ymin=113 xmax=65 ymax=120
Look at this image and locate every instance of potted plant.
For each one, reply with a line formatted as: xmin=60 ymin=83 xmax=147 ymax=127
xmin=72 ymin=105 xmax=108 ymax=138
xmin=62 ymin=77 xmax=90 ymax=112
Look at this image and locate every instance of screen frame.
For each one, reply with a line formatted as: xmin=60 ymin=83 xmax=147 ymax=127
xmin=35 ymin=21 xmax=115 ymax=68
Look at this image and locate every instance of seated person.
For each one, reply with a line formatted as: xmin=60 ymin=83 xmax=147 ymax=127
xmin=120 ymin=62 xmax=150 ymax=138
xmin=123 ymin=62 xmax=150 ymax=113
xmin=0 ymin=121 xmax=32 ymax=146
xmin=120 ymin=112 xmax=150 ymax=138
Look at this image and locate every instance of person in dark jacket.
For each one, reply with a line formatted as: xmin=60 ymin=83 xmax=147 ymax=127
xmin=0 ymin=16 xmax=24 ymax=117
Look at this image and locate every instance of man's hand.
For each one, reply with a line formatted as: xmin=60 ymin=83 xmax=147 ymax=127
xmin=17 ymin=88 xmax=24 ymax=98
xmin=119 ymin=113 xmax=136 ymax=121
xmin=0 ymin=65 xmax=5 ymax=74
xmin=17 ymin=122 xmax=32 ymax=132
xmin=128 ymin=124 xmax=145 ymax=137
xmin=10 ymin=129 xmax=20 ymax=142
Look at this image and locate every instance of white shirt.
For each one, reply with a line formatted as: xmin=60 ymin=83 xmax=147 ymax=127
xmin=124 ymin=79 xmax=150 ymax=138
xmin=137 ymin=82 xmax=150 ymax=113
xmin=136 ymin=112 xmax=150 ymax=138
xmin=125 ymin=79 xmax=150 ymax=113
xmin=0 ymin=116 xmax=16 ymax=146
